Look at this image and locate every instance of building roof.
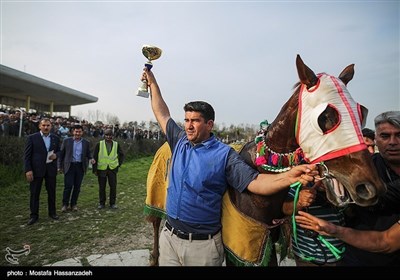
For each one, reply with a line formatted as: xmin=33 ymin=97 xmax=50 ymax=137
xmin=0 ymin=64 xmax=98 ymax=113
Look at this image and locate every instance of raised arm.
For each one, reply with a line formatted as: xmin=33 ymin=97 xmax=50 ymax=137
xmin=142 ymin=68 xmax=171 ymax=135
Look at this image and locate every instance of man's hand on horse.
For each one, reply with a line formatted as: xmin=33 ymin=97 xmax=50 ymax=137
xmin=297 ymin=184 xmax=318 ymax=209
xmin=289 ymin=164 xmax=319 ymax=186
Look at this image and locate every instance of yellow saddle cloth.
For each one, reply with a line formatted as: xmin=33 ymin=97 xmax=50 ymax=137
xmin=144 ymin=142 xmax=170 ymax=219
xmin=221 ymin=191 xmax=274 ymax=266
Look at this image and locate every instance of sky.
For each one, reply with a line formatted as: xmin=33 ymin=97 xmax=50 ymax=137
xmin=1 ymin=0 xmax=399 ymax=130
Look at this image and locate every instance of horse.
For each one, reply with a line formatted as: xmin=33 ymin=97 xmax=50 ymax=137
xmin=144 ymin=54 xmax=387 ymax=266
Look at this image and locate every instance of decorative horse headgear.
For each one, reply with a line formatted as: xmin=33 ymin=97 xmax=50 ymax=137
xmin=296 ymin=73 xmax=367 ymax=163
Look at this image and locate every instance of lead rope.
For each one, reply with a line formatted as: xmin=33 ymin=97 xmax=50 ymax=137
xmin=290 ymin=175 xmax=345 ymax=264
xmin=291 ymin=181 xmax=316 ymax=262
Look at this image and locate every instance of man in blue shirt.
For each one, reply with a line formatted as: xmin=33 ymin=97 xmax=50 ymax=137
xmin=58 ymin=124 xmax=93 ymax=212
xmin=141 ymin=68 xmax=317 ymax=266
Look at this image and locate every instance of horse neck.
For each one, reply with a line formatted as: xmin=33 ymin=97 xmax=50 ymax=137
xmin=266 ymin=89 xmax=299 ymax=154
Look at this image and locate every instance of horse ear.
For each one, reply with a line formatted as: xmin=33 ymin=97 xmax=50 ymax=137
xmin=359 ymin=104 xmax=368 ymax=128
xmin=338 ymin=64 xmax=355 ymax=86
xmin=296 ymin=54 xmax=318 ymax=89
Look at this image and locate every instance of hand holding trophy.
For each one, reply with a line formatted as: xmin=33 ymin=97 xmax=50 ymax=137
xmin=137 ymin=45 xmax=162 ymax=98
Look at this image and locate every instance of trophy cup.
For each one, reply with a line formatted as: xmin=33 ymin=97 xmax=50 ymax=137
xmin=137 ymin=45 xmax=162 ymax=98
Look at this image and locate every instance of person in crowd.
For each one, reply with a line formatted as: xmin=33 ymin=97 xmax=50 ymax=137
xmin=140 ymin=67 xmax=318 ymax=266
xmin=8 ymin=113 xmax=20 ymax=137
xmin=58 ymin=122 xmax=70 ymax=140
xmin=58 ymin=124 xmax=93 ymax=212
xmin=24 ymin=118 xmax=61 ymax=225
xmin=92 ymin=128 xmax=124 ymax=209
xmin=0 ymin=112 xmax=9 ymax=136
xmin=295 ymin=211 xmax=400 ymax=254
xmin=343 ymin=111 xmax=400 ymax=266
xmin=282 ymin=180 xmax=346 ymax=266
xmin=362 ymin=127 xmax=376 ymax=154
xmin=25 ymin=113 xmax=40 ymax=135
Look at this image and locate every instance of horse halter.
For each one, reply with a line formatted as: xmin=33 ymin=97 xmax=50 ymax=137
xmin=316 ymin=162 xmax=330 ymax=180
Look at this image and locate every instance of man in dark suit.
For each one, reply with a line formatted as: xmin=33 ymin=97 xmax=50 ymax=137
xmin=24 ymin=118 xmax=61 ymax=225
xmin=58 ymin=124 xmax=93 ymax=212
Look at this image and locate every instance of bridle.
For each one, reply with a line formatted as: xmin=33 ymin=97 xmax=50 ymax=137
xmin=254 ymin=121 xmax=345 ymax=263
xmin=316 ymin=161 xmax=331 ymax=180
xmin=255 ymin=119 xmax=339 ymax=181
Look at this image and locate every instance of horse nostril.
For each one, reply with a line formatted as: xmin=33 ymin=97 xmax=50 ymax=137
xmin=355 ymin=183 xmax=376 ymax=200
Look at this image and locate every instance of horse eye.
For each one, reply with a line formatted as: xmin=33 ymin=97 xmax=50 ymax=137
xmin=318 ymin=105 xmax=340 ymax=133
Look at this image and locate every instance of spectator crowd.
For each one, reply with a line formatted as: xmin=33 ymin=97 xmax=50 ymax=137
xmin=0 ymin=109 xmax=161 ymax=140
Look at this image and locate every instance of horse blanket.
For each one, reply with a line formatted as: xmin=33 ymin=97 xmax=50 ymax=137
xmin=143 ymin=142 xmax=170 ymax=219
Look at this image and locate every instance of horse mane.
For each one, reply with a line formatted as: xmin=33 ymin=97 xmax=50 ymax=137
xmin=265 ymin=83 xmax=301 ymax=154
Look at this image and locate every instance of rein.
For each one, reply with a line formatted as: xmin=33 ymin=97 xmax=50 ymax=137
xmin=253 ymin=121 xmax=345 ymax=261
xmin=290 ymin=168 xmax=345 ymax=265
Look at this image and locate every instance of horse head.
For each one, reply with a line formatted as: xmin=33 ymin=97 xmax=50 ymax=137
xmin=221 ymin=55 xmax=389 ymax=266
xmin=255 ymin=54 xmax=386 ymax=207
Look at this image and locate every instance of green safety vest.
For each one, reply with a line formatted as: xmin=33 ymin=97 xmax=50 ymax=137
xmin=97 ymin=140 xmax=119 ymax=170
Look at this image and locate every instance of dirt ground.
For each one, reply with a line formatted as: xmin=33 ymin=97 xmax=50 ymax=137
xmin=54 ymin=220 xmax=296 ymax=267
xmin=55 ymin=221 xmax=156 ymax=263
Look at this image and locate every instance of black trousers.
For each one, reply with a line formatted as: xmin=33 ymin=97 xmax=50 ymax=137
xmin=98 ymin=168 xmax=117 ymax=206
xmin=62 ymin=163 xmax=84 ymax=207
xmin=30 ymin=174 xmax=57 ymax=218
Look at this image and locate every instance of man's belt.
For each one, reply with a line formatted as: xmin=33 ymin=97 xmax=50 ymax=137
xmin=165 ymin=221 xmax=219 ymax=241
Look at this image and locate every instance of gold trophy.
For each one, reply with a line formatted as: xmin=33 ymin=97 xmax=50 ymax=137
xmin=137 ymin=45 xmax=162 ymax=98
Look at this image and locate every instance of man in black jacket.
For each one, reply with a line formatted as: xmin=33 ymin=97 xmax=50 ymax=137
xmin=24 ymin=118 xmax=61 ymax=225
xmin=58 ymin=124 xmax=93 ymax=212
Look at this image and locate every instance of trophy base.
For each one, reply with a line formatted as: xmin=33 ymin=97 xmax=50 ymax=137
xmin=136 ymin=90 xmax=149 ymax=98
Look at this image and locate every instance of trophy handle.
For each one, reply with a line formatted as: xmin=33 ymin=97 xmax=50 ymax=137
xmin=137 ymin=61 xmax=153 ymax=98
xmin=137 ymin=45 xmax=162 ymax=98
xmin=137 ymin=81 xmax=149 ymax=98
xmin=145 ymin=61 xmax=153 ymax=71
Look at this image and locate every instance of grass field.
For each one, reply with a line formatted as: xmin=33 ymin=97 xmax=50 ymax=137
xmin=0 ymin=157 xmax=155 ymax=266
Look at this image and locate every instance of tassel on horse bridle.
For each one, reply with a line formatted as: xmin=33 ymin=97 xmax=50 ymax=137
xmin=254 ymin=120 xmax=305 ymax=173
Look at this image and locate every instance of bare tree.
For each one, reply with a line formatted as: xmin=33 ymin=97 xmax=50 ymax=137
xmin=105 ymin=113 xmax=120 ymax=126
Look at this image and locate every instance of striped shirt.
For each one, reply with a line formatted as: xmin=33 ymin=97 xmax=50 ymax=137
xmin=288 ymin=187 xmax=346 ymax=264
